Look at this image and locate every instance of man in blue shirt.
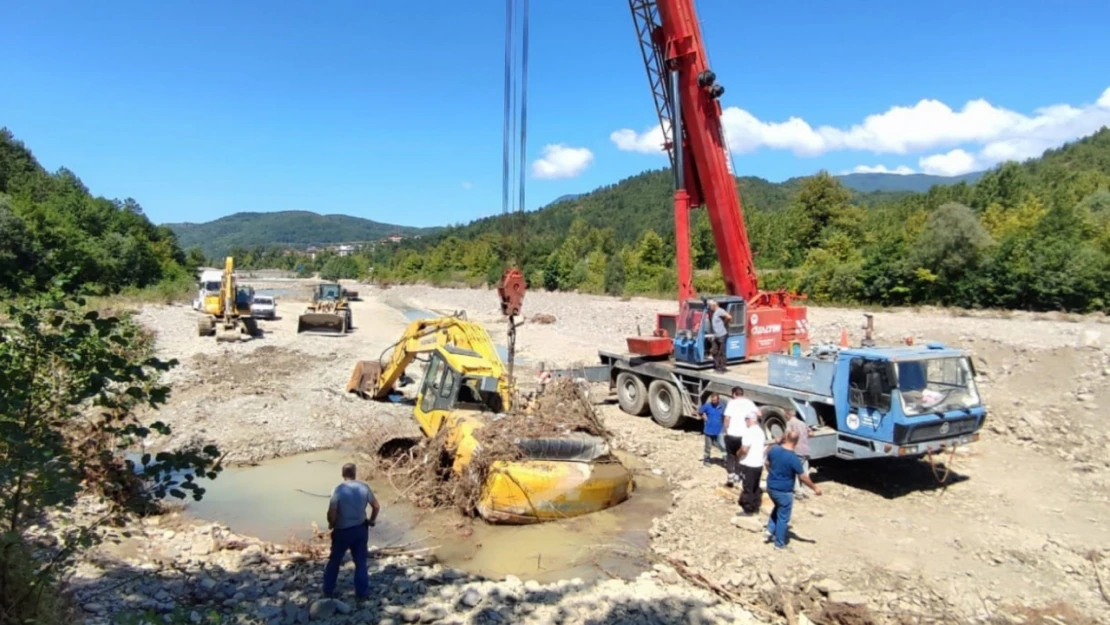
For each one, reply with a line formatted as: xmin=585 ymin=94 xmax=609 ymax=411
xmin=323 ymin=463 xmax=381 ymax=599
xmin=764 ymin=430 xmax=821 ymax=550
xmin=696 ymin=393 xmax=726 ymax=465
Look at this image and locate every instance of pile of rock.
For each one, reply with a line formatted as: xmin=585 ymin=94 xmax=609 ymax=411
xmin=65 ymin=513 xmax=766 ymax=625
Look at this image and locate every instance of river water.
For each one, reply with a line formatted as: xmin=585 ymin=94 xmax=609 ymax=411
xmin=181 ymin=447 xmax=669 ymax=583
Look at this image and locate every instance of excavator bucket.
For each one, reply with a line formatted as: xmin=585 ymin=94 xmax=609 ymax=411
xmin=346 ymin=361 xmax=383 ymax=399
xmin=297 ymin=312 xmax=347 ymax=334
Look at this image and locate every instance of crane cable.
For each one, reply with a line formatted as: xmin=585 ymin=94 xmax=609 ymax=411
xmin=501 ymin=0 xmax=529 ymax=381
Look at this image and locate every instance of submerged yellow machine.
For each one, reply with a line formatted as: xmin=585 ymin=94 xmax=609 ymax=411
xmin=346 ymin=314 xmax=632 ymax=524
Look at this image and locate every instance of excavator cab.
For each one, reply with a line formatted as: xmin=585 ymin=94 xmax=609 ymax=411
xmin=413 ymin=352 xmax=504 ymax=438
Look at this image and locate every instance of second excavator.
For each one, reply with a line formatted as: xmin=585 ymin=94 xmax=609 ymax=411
xmin=197 ymin=256 xmax=259 ymax=342
xmin=346 ymin=314 xmax=632 ymax=524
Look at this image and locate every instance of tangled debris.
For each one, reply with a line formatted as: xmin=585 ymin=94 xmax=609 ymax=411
xmin=378 ymin=378 xmax=614 ymax=516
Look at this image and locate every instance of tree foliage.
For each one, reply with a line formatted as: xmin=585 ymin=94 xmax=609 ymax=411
xmin=0 ymin=128 xmax=191 ymax=298
xmin=273 ymin=128 xmax=1110 ymax=312
xmin=0 ymin=285 xmax=223 ymax=621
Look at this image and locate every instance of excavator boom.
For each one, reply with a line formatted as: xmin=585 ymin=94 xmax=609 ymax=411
xmin=346 ymin=314 xmax=511 ymax=410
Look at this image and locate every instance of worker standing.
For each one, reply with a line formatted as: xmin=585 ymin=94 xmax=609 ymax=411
xmin=722 ymin=387 xmax=758 ymax=488
xmin=764 ymin=430 xmax=821 ymax=550
xmin=323 ymin=463 xmax=381 ymax=600
xmin=696 ymin=393 xmax=726 ymax=465
xmin=737 ymin=412 xmax=767 ymax=515
xmin=707 ymin=300 xmax=731 ymax=372
xmin=782 ymin=409 xmax=812 ymax=499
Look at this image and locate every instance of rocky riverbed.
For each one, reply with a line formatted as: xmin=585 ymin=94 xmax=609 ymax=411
xmin=56 ymin=281 xmax=1110 ymax=624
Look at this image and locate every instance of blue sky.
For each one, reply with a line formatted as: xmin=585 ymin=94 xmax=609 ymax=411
xmin=3 ymin=0 xmax=1109 ymax=227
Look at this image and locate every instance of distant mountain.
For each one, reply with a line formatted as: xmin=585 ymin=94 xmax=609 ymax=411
xmin=165 ymin=211 xmax=436 ymax=258
xmin=548 ymin=193 xmax=584 ymax=206
xmin=835 ymin=171 xmax=985 ymax=193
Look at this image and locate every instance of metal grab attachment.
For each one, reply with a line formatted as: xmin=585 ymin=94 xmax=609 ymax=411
xmin=497 ymin=268 xmax=526 ymax=317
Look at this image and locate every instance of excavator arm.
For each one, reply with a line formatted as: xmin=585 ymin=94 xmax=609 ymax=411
xmin=346 ymin=314 xmax=512 ymax=410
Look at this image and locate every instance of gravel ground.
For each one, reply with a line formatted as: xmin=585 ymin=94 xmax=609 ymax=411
xmin=104 ymin=281 xmax=1110 ymax=623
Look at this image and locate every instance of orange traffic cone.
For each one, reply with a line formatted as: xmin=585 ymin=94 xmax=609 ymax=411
xmin=840 ymin=328 xmax=849 ymax=347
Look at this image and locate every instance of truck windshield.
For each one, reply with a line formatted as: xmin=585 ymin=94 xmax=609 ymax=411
xmin=897 ymin=357 xmax=980 ymax=415
xmin=253 ymin=297 xmax=273 ymax=305
xmin=202 ymin=281 xmax=221 ymax=293
xmin=320 ymin=285 xmax=341 ymax=299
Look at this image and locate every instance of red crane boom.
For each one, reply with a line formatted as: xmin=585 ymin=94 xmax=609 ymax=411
xmin=496 ymin=0 xmax=809 ymax=363
xmin=629 ymin=0 xmax=809 ymax=357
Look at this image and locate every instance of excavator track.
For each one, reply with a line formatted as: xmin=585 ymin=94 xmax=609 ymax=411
xmin=364 ymin=418 xmax=424 ymax=459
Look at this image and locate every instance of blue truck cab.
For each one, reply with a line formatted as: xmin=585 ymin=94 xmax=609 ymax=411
xmin=767 ymin=342 xmax=986 ymax=460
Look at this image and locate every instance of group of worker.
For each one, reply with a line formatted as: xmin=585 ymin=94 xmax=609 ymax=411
xmin=697 ymin=387 xmax=821 ymax=550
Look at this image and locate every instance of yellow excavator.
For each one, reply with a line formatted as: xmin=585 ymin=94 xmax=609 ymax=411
xmin=197 ymin=256 xmax=259 ymax=341
xmin=346 ymin=313 xmax=632 ymax=524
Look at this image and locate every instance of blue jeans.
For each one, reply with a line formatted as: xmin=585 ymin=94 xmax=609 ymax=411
xmin=766 ymin=489 xmax=794 ymax=548
xmin=323 ymin=523 xmax=369 ymax=597
xmin=703 ymin=433 xmax=725 ymax=459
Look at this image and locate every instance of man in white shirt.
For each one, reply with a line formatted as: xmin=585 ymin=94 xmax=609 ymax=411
xmin=737 ymin=412 xmax=767 ymax=515
xmin=722 ymin=387 xmax=758 ymax=488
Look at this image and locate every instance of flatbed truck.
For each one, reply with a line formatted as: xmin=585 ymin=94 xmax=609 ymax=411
xmin=550 ymin=338 xmax=987 ymax=462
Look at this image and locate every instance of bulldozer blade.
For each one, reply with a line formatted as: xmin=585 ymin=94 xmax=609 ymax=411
xmin=347 ymin=360 xmax=384 ymax=399
xmin=297 ymin=313 xmax=346 ymax=334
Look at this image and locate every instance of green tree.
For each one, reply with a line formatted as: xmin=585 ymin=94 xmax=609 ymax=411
xmin=604 ymin=252 xmax=626 ymax=296
xmin=0 ymin=287 xmax=222 ymax=621
xmin=319 ymin=255 xmax=363 ymax=281
xmin=908 ymin=202 xmax=993 ymax=303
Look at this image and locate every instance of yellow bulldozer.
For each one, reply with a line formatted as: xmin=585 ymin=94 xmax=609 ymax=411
xmin=297 ymin=282 xmax=352 ymax=334
xmin=346 ymin=313 xmax=632 ymax=524
xmin=197 ymin=256 xmax=259 ymax=342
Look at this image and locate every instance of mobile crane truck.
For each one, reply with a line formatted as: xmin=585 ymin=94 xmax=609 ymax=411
xmin=553 ymin=317 xmax=986 ymax=464
xmin=543 ymin=0 xmax=988 ymax=461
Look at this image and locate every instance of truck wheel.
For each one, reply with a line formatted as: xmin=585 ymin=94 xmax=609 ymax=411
xmin=761 ymin=406 xmax=787 ymax=442
xmin=648 ymin=380 xmax=685 ymax=429
xmin=616 ymin=372 xmax=649 ymax=416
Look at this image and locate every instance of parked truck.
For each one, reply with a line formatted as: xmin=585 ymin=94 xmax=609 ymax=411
xmin=550 ymin=317 xmax=987 ymax=462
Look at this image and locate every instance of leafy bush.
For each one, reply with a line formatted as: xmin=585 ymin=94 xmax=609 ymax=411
xmin=0 ymin=285 xmax=223 ymax=623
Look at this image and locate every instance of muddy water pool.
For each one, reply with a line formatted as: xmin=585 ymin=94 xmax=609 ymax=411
xmin=183 ymin=448 xmax=670 ymax=583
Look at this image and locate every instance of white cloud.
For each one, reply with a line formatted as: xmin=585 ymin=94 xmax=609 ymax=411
xmin=848 ymin=164 xmax=916 ymax=175
xmin=918 ymin=149 xmax=980 ymax=176
xmin=612 ymin=86 xmax=1110 ymax=174
xmin=532 ymin=144 xmax=594 ymax=179
xmin=460 ymin=181 xmax=472 ymax=190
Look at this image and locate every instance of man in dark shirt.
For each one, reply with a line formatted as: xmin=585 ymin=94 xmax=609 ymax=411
xmin=696 ymin=393 xmax=726 ymax=465
xmin=323 ymin=463 xmax=380 ymax=599
xmin=707 ymin=300 xmax=731 ymax=373
xmin=764 ymin=430 xmax=821 ymax=550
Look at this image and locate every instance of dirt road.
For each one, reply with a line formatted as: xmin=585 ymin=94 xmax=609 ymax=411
xmin=134 ymin=281 xmax=1110 ymax=622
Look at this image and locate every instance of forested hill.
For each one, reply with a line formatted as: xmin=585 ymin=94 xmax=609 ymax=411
xmin=835 ymin=171 xmax=985 ymax=193
xmin=166 ymin=211 xmax=436 ymax=258
xmin=0 ymin=128 xmax=190 ymax=296
xmin=363 ymin=127 xmax=1110 ymax=313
